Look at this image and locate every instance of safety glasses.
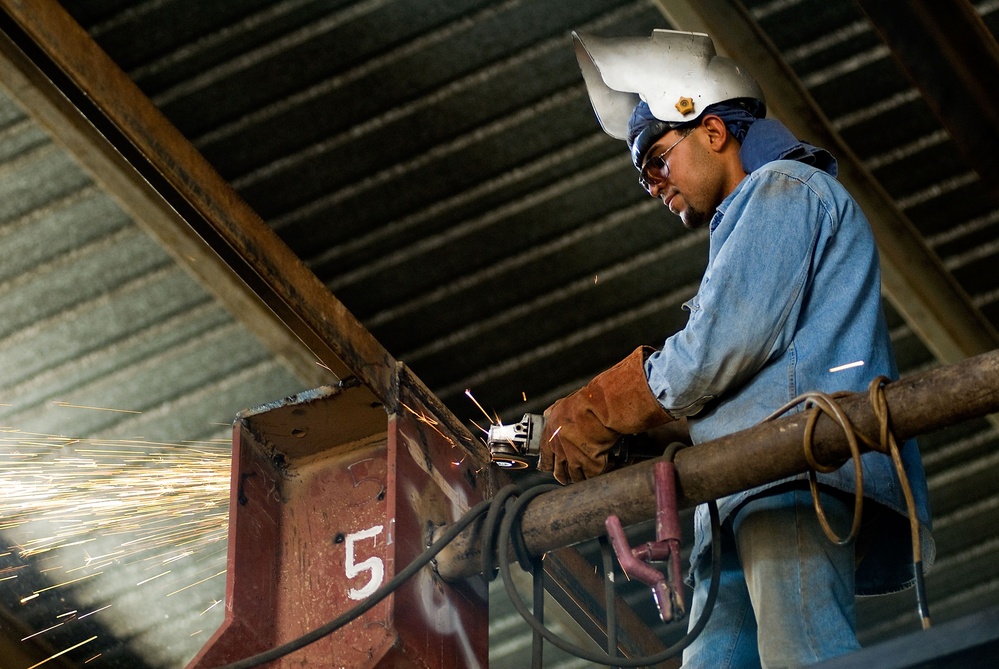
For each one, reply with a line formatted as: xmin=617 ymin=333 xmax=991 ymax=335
xmin=638 ymin=130 xmax=692 ymax=193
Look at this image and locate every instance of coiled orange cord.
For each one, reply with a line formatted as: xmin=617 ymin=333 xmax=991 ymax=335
xmin=766 ymin=376 xmax=931 ymax=629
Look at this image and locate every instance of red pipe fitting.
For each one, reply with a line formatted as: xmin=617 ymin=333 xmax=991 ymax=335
xmin=604 ymin=460 xmax=685 ymax=623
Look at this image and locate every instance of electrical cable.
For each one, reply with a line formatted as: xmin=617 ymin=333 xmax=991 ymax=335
xmin=764 ymin=390 xmax=866 ymax=545
xmin=480 ymin=483 xmax=523 ymax=577
xmin=768 ymin=376 xmax=931 ymax=630
xmin=866 ymin=377 xmax=931 ymax=628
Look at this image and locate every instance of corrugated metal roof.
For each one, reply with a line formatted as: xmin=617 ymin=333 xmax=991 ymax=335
xmin=0 ymin=0 xmax=997 ymax=666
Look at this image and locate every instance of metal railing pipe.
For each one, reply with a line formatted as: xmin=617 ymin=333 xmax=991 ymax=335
xmin=435 ymin=349 xmax=999 ymax=581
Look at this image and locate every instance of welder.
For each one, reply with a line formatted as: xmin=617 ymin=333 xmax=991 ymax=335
xmin=538 ymin=29 xmax=934 ymax=668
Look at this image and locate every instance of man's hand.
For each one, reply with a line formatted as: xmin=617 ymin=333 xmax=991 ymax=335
xmin=538 ymin=347 xmax=673 ymax=484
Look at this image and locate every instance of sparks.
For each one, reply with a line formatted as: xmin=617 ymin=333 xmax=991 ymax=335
xmin=401 ymin=401 xmax=439 ymax=428
xmin=136 ymin=571 xmax=171 ymax=586
xmin=51 ymin=401 xmax=142 ymax=414
xmin=400 ymin=402 xmax=456 ymax=447
xmin=22 ymin=622 xmax=64 ymax=641
xmin=200 ymin=599 xmax=222 ymax=616
xmin=78 ymin=604 xmax=112 ymax=620
xmin=20 ymin=572 xmax=103 ymax=602
xmin=166 ymin=569 xmax=226 ymax=597
xmin=25 ymin=635 xmax=98 ymax=669
xmin=464 ymin=389 xmax=493 ymax=424
xmin=0 ymin=428 xmax=232 ymax=658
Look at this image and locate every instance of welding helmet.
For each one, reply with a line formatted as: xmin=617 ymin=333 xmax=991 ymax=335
xmin=572 ymin=29 xmax=765 ymax=140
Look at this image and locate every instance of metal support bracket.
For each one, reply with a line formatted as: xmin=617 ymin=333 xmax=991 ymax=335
xmin=187 ymin=368 xmax=490 ymax=668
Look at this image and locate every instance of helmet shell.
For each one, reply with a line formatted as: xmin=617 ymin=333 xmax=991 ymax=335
xmin=573 ymin=29 xmax=765 ymax=140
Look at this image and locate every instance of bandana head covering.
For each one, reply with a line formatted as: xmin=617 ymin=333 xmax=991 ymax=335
xmin=626 ymin=99 xmax=837 ymax=177
xmin=627 ymin=99 xmax=762 ymax=169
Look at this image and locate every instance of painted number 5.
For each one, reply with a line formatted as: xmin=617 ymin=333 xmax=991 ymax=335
xmin=345 ymin=525 xmax=385 ymax=600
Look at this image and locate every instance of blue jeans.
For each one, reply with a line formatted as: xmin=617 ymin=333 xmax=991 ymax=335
xmin=682 ymin=488 xmax=861 ymax=668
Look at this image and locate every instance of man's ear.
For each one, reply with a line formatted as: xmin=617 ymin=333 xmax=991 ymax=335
xmin=699 ymin=115 xmax=731 ymax=153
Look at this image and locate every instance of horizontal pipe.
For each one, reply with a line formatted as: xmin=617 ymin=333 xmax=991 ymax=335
xmin=435 ymin=349 xmax=999 ymax=581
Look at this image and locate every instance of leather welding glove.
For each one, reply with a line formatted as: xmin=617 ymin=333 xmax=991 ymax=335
xmin=538 ymin=346 xmax=673 ymax=484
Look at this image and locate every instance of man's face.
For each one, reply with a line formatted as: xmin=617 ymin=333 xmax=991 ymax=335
xmin=639 ymin=123 xmax=724 ymax=230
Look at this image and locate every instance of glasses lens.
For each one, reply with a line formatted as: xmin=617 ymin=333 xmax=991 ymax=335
xmin=638 ymin=129 xmax=692 ymax=192
xmin=640 ymin=154 xmax=668 ymax=190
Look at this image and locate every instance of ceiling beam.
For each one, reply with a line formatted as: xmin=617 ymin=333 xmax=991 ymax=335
xmin=0 ymin=0 xmax=400 ymax=398
xmin=1 ymin=42 xmax=338 ymax=394
xmin=0 ymin=7 xmax=330 ymax=390
xmin=856 ymin=0 xmax=999 ymax=206
xmin=0 ymin=0 xmax=488 ymax=493
xmin=655 ymin=0 xmax=999 ymax=365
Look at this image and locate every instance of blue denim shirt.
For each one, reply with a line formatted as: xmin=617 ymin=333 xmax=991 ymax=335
xmin=645 ymin=160 xmax=933 ymax=595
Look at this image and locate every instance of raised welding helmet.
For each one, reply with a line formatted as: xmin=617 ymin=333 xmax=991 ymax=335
xmin=572 ymin=29 xmax=766 ymax=167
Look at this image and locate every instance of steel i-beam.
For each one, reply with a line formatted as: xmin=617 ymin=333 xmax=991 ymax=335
xmin=187 ymin=368 xmax=490 ymax=669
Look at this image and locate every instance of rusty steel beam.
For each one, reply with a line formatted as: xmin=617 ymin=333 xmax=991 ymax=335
xmin=0 ymin=0 xmax=395 ymax=402
xmin=188 ymin=368 xmax=492 ymax=669
xmin=856 ymin=0 xmax=999 ymax=206
xmin=436 ymin=349 xmax=999 ymax=581
xmin=655 ymin=0 xmax=999 ymax=366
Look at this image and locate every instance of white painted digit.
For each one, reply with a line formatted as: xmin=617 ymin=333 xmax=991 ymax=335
xmin=345 ymin=524 xmax=384 ymax=600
